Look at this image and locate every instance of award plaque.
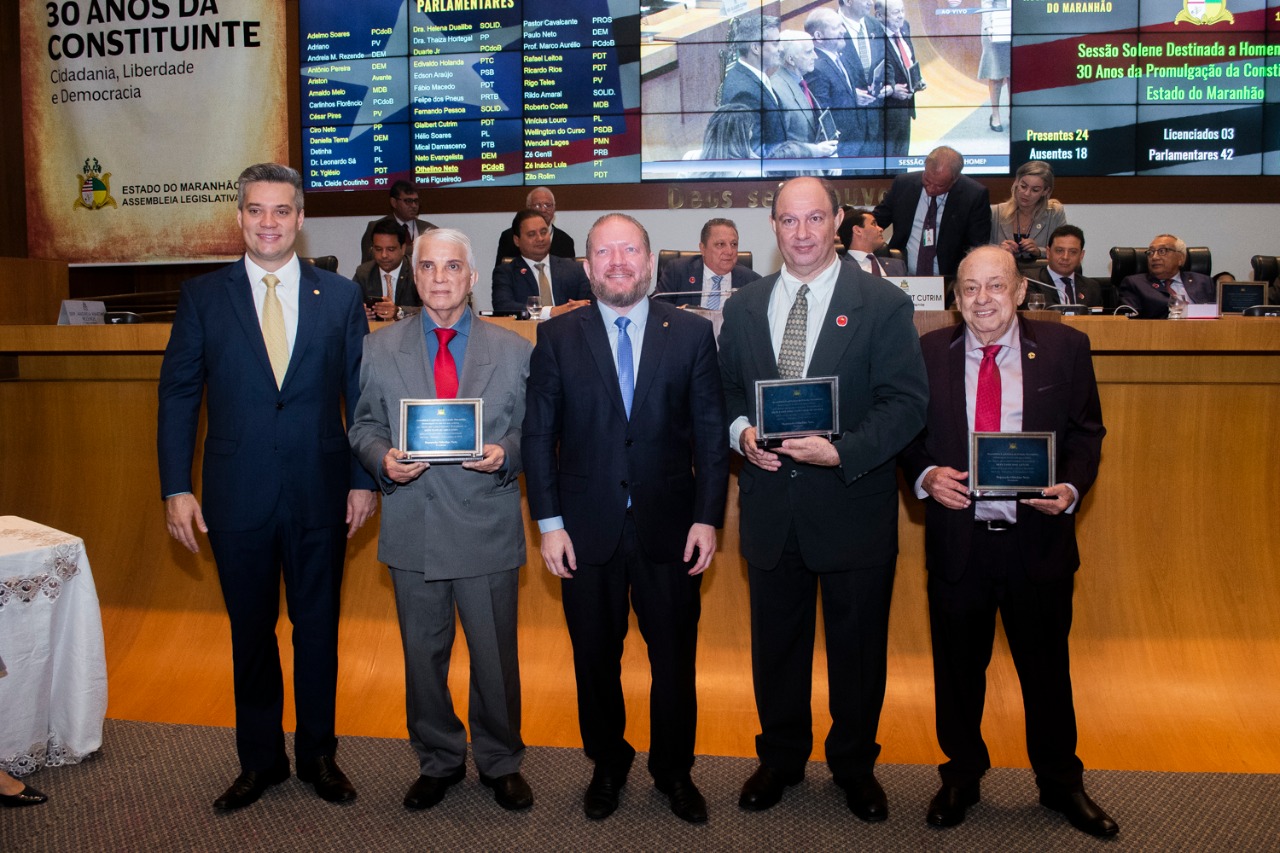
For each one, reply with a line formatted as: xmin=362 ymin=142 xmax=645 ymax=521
xmin=755 ymin=377 xmax=839 ymax=448
xmin=969 ymin=431 xmax=1055 ymax=500
xmin=399 ymin=398 xmax=484 ymax=463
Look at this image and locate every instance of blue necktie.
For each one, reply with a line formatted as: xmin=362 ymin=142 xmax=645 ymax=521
xmin=615 ymin=317 xmax=634 ymax=419
xmin=708 ymin=274 xmax=724 ymax=310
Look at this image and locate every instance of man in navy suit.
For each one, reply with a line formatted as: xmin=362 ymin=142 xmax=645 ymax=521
xmin=491 ymin=209 xmax=591 ymax=316
xmin=805 ymin=8 xmax=864 ymax=160
xmin=837 ymin=0 xmax=888 ymax=169
xmin=1118 ymin=233 xmax=1216 ymax=318
xmin=359 ymin=179 xmax=436 ymax=263
xmin=1021 ymin=225 xmax=1103 ymax=309
xmin=842 ymin=208 xmax=907 ymax=277
xmin=523 ymin=213 xmax=729 ymax=824
xmin=900 ymin=246 xmax=1116 ymax=837
xmin=653 ymin=218 xmax=761 ymax=307
xmin=352 ymin=219 xmax=421 ymax=321
xmin=720 ymin=14 xmax=786 ymax=156
xmin=873 ymin=145 xmax=990 ymax=278
xmin=158 ymin=163 xmax=377 ymax=811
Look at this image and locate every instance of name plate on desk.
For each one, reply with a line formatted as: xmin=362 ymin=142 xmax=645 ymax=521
xmin=969 ymin=431 xmax=1055 ymax=500
xmin=755 ymin=377 xmax=839 ymax=448
xmin=399 ymin=399 xmax=484 ymax=463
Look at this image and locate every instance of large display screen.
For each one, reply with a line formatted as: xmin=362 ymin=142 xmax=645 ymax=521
xmin=299 ymin=0 xmax=1280 ymax=190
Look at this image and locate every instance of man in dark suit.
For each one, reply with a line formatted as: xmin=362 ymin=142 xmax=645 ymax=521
xmin=837 ymin=0 xmax=888 ymax=169
xmin=653 ymin=217 xmax=761 ymax=307
xmin=873 ymin=145 xmax=991 ymax=278
xmin=158 ymin=163 xmax=377 ymax=810
xmin=523 ymin=213 xmax=729 ymax=824
xmin=492 ymin=187 xmax=576 ymax=267
xmin=843 ymin=208 xmax=907 ymax=277
xmin=899 ymin=245 xmax=1117 ymax=838
xmin=720 ymin=14 xmax=786 ymax=156
xmin=359 ymin=179 xmax=436 ymax=263
xmin=1021 ymin=225 xmax=1102 ymax=309
xmin=352 ymin=219 xmax=422 ymax=321
xmin=349 ymin=228 xmax=534 ymax=814
xmin=882 ymin=0 xmax=922 ymax=162
xmin=805 ymin=8 xmax=864 ymax=160
xmin=491 ymin=209 xmax=592 ymax=316
xmin=718 ymin=177 xmax=928 ymax=820
xmin=1119 ymin=233 xmax=1216 ymax=318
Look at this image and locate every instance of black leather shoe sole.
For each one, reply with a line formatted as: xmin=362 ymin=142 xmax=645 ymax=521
xmin=404 ymin=767 xmax=465 ymax=810
xmin=926 ymin=783 xmax=980 ymax=827
xmin=480 ymin=772 xmax=533 ymax=811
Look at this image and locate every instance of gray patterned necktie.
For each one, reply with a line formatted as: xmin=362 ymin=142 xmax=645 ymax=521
xmin=777 ymin=284 xmax=809 ymax=379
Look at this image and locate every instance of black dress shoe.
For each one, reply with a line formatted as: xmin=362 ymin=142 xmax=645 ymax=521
xmin=0 ymin=783 xmax=49 ymax=808
xmin=838 ymin=773 xmax=888 ymax=822
xmin=926 ymin=782 xmax=980 ymax=827
xmin=480 ymin=772 xmax=533 ymax=811
xmin=989 ymin=115 xmax=1004 ymax=132
xmin=655 ymin=775 xmax=708 ymax=824
xmin=297 ymin=755 xmax=357 ymax=803
xmin=213 ymin=763 xmax=290 ymax=811
xmin=403 ymin=766 xmax=465 ymax=810
xmin=1040 ymin=788 xmax=1119 ymax=837
xmin=738 ymin=765 xmax=803 ymax=812
xmin=584 ymin=767 xmax=627 ymax=820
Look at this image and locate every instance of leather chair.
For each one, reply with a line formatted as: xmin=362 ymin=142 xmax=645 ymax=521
xmin=301 ymin=255 xmax=339 ymax=273
xmin=1108 ymin=245 xmax=1212 ymax=314
xmin=657 ymin=249 xmax=753 ymax=282
xmin=1250 ymin=255 xmax=1279 ymax=285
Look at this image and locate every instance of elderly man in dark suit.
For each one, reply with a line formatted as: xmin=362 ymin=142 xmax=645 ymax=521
xmin=900 ymin=245 xmax=1116 ymax=838
xmin=159 ymin=163 xmax=377 ymax=810
xmin=523 ymin=213 xmax=729 ymax=825
xmin=719 ymin=177 xmax=928 ymax=820
xmin=882 ymin=0 xmax=922 ymax=161
xmin=359 ymin=179 xmax=436 ymax=263
xmin=873 ymin=145 xmax=991 ymax=278
xmin=653 ymin=218 xmax=761 ymax=307
xmin=837 ymin=0 xmax=888 ymax=169
xmin=349 ymin=228 xmax=534 ymax=814
xmin=352 ymin=219 xmax=422 ymax=321
xmin=491 ymin=209 xmax=591 ymax=316
xmin=1118 ymin=233 xmax=1216 ymax=318
xmin=1021 ymin=225 xmax=1102 ymax=309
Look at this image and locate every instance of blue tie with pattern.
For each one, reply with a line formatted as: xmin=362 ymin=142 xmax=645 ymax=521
xmin=615 ymin=317 xmax=634 ymax=419
xmin=708 ymin=274 xmax=724 ymax=310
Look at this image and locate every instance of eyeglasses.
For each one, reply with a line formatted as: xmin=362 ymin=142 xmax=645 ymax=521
xmin=959 ymin=282 xmax=1011 ymax=297
xmin=1144 ymin=246 xmax=1178 ymax=257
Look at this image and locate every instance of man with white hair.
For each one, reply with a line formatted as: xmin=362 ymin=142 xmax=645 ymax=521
xmin=770 ymin=30 xmax=839 ymax=171
xmin=493 ymin=187 xmax=577 ymax=267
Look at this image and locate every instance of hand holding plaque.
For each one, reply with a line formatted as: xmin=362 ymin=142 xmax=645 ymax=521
xmin=399 ymin=398 xmax=485 ymax=463
xmin=969 ymin=431 xmax=1055 ymax=500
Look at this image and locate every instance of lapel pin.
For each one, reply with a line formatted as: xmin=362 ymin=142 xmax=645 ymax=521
xmin=1028 ymin=351 xmax=1036 ymax=359
xmin=836 ymin=315 xmax=848 ymax=327
xmin=663 ymin=321 xmax=669 ymax=328
xmin=313 ymin=289 xmax=320 ymax=295
xmin=688 ymin=276 xmax=696 ymax=284
xmin=520 ymin=268 xmax=528 ymax=275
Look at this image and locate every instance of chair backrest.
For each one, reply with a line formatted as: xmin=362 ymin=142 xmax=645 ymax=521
xmin=301 ymin=255 xmax=338 ymax=273
xmin=1109 ymin=245 xmax=1212 ymax=285
xmin=1242 ymin=304 xmax=1280 ymax=317
xmin=1250 ymin=255 xmax=1279 ymax=284
xmin=656 ymin=250 xmax=753 ymax=282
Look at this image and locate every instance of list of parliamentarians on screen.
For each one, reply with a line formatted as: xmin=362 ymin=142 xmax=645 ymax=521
xmin=298 ymin=0 xmax=639 ymax=190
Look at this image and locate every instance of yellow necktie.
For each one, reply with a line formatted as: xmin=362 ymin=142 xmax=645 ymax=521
xmin=535 ymin=262 xmax=553 ymax=307
xmin=261 ymin=273 xmax=288 ymax=388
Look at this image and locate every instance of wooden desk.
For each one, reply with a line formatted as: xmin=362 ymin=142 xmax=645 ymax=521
xmin=1 ymin=314 xmax=1277 ymax=774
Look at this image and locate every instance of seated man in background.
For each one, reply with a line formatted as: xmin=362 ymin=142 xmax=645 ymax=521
xmin=491 ymin=209 xmax=591 ymax=316
xmin=653 ymin=218 xmax=761 ymax=307
xmin=353 ymin=220 xmax=422 ymax=321
xmin=843 ymin=208 xmax=906 ymax=276
xmin=1021 ymin=225 xmax=1102 ymax=309
xmin=359 ymin=180 xmax=436 ymax=263
xmin=1118 ymin=234 xmax=1215 ymax=318
xmin=493 ymin=187 xmax=576 ymax=267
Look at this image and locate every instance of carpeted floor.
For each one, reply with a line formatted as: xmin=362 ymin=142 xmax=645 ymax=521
xmin=3 ymin=719 xmax=1278 ymax=851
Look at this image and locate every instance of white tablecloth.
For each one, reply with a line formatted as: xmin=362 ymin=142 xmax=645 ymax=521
xmin=0 ymin=516 xmax=107 ymax=776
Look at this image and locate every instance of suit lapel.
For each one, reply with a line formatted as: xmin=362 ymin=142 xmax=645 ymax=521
xmin=582 ymin=303 xmax=628 ymax=420
xmin=946 ymin=324 xmax=969 ymax=444
xmin=227 ymin=260 xmax=278 ymax=388
xmin=743 ymin=278 xmax=780 ymax=380
xmin=287 ymin=262 xmax=323 ymax=390
xmin=457 ymin=314 xmax=497 ymax=399
xmin=395 ymin=314 xmax=436 ymax=398
xmin=808 ymin=266 xmax=864 ymax=377
xmin=1018 ymin=316 xmax=1044 ymax=430
xmin=632 ymin=303 xmax=670 ymax=416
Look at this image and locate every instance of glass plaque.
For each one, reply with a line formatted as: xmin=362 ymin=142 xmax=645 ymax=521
xmin=399 ymin=398 xmax=484 ymax=463
xmin=969 ymin=431 xmax=1055 ymax=500
xmin=754 ymin=377 xmax=839 ymax=448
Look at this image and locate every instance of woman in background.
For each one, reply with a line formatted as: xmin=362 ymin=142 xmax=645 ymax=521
xmin=978 ymin=0 xmax=1011 ymax=131
xmin=991 ymin=160 xmax=1065 ymax=263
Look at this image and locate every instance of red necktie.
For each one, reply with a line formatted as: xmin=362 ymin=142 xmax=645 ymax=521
xmin=975 ymin=345 xmax=1001 ymax=431
xmin=433 ymin=327 xmax=458 ymax=399
xmin=867 ymin=254 xmax=883 ymax=275
xmin=896 ymin=34 xmax=912 ymax=68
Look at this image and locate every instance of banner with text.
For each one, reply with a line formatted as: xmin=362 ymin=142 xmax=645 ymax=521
xmin=20 ymin=0 xmax=287 ymax=263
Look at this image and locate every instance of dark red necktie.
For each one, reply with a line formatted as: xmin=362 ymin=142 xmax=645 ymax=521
xmin=867 ymin=254 xmax=883 ymax=275
xmin=915 ymin=195 xmax=938 ymax=276
xmin=975 ymin=345 xmax=1001 ymax=431
xmin=433 ymin=327 xmax=458 ymax=399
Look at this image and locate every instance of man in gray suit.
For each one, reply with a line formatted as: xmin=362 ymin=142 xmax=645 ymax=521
xmin=771 ymin=31 xmax=838 ymax=171
xmin=349 ymin=228 xmax=534 ymax=813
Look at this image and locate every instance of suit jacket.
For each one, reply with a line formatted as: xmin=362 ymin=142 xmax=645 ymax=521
xmin=360 ymin=215 xmax=436 ymax=263
xmin=805 ymin=49 xmax=863 ymax=157
xmin=1025 ymin=266 xmax=1102 ymax=308
xmin=718 ymin=262 xmax=928 ymax=573
xmin=491 ymin=254 xmax=591 ymax=315
xmin=839 ymin=15 xmax=887 ymax=158
xmin=1119 ymin=271 xmax=1216 ymax=319
xmin=771 ymin=70 xmax=827 ymax=151
xmin=653 ymin=255 xmax=761 ymax=306
xmin=873 ymin=171 xmax=991 ymax=277
xmin=721 ymin=60 xmax=786 ymax=156
xmin=846 ymin=251 xmax=908 ymax=278
xmin=899 ymin=316 xmax=1105 ymax=583
xmin=494 ymin=226 xmax=576 ymax=268
xmin=883 ymin=24 xmax=919 ymax=120
xmin=523 ymin=300 xmax=730 ymax=566
xmin=353 ymin=258 xmax=422 ymax=307
xmin=348 ymin=312 xmax=531 ymax=577
xmin=158 ymin=259 xmax=375 ymax=531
